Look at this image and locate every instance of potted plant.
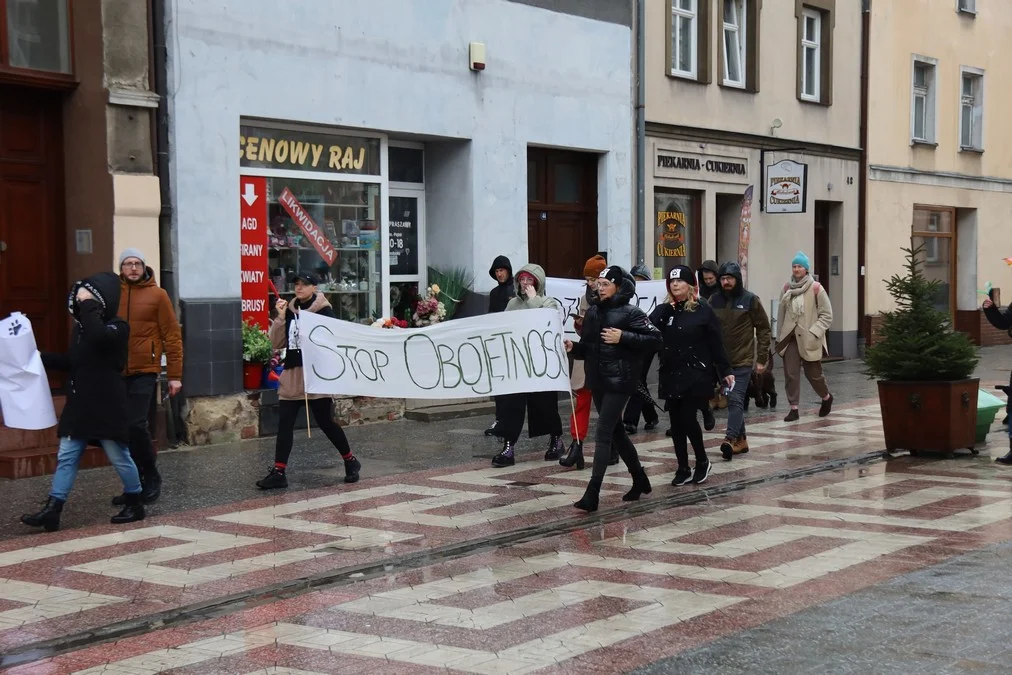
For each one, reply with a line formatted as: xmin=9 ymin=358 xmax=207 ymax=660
xmin=428 ymin=266 xmax=474 ymax=320
xmin=241 ymin=319 xmax=273 ymax=390
xmin=865 ymin=245 xmax=980 ymax=457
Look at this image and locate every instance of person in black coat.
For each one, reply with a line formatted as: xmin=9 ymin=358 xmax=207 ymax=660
xmin=21 ymin=272 xmax=145 ymax=533
xmin=982 ymin=293 xmax=1012 ymax=464
xmin=484 ymin=255 xmax=515 ymax=438
xmin=622 ymin=264 xmax=661 ymax=434
xmin=650 ymin=265 xmax=733 ymax=487
xmin=566 ymin=265 xmax=662 ymax=512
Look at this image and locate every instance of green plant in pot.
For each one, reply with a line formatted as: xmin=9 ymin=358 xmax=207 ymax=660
xmin=865 ymin=245 xmax=980 ymax=457
xmin=241 ymin=319 xmax=273 ymax=390
xmin=427 ymin=266 xmax=475 ymax=320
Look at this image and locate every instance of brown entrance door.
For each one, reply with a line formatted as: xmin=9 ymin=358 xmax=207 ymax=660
xmin=527 ymin=148 xmax=598 ymax=278
xmin=0 ymin=87 xmax=66 ymax=354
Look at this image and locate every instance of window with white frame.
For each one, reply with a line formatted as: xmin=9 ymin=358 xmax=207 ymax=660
xmin=957 ymin=0 xmax=976 ymax=14
xmin=800 ymin=9 xmax=821 ymax=101
xmin=670 ymin=0 xmax=697 ymax=78
xmin=959 ymin=69 xmax=984 ymax=150
xmin=911 ymin=58 xmax=936 ymax=143
xmin=722 ymin=0 xmax=746 ymax=87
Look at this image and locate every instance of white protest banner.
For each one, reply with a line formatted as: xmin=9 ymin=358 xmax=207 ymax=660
xmin=0 ymin=313 xmax=58 ymax=430
xmin=300 ymin=308 xmax=570 ymax=399
xmin=543 ymin=277 xmax=669 ymax=339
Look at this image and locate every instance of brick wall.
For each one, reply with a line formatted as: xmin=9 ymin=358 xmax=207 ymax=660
xmin=864 ymin=310 xmax=1012 ymax=348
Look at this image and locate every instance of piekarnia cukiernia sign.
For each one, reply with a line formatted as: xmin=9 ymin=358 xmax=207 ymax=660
xmin=299 ymin=309 xmax=570 ymax=398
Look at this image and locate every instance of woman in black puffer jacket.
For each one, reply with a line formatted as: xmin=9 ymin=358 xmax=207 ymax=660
xmin=650 ymin=266 xmax=733 ymax=487
xmin=566 ymin=265 xmax=662 ymax=512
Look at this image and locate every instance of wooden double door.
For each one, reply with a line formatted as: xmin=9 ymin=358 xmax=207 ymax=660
xmin=0 ymin=87 xmax=66 ymax=354
xmin=527 ymin=148 xmax=599 ymax=279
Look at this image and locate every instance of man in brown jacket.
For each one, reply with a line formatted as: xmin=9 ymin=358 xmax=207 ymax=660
xmin=116 ymin=248 xmax=183 ymax=503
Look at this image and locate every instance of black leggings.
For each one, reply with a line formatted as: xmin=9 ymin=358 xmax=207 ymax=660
xmin=275 ymin=398 xmax=351 ymax=466
xmin=591 ymin=391 xmax=644 ymax=479
xmin=668 ymin=396 xmax=707 ymax=468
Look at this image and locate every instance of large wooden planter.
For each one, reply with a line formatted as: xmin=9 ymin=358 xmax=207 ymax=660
xmin=877 ymin=378 xmax=979 ymax=457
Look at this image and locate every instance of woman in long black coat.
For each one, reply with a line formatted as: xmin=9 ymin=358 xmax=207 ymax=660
xmin=566 ymin=265 xmax=662 ymax=512
xmin=21 ymin=271 xmax=145 ymax=532
xmin=650 ymin=266 xmax=733 ymax=487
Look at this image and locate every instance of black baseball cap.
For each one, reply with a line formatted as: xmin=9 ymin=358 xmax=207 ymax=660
xmin=289 ymin=272 xmax=319 ymax=286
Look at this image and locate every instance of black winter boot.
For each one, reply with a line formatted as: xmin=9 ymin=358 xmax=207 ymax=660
xmin=142 ymin=470 xmax=162 ymax=504
xmin=558 ymin=440 xmax=585 ymax=469
xmin=344 ymin=456 xmax=361 ymax=483
xmin=623 ymin=468 xmax=652 ymax=502
xmin=111 ymin=492 xmax=145 ymax=524
xmin=492 ymin=441 xmax=515 ymax=467
xmin=21 ymin=497 xmax=64 ymax=532
xmin=256 ymin=467 xmax=288 ymax=490
xmin=574 ymin=476 xmax=604 ymax=512
xmin=996 ymin=440 xmax=1012 ymax=466
xmin=544 ymin=435 xmax=564 ymax=461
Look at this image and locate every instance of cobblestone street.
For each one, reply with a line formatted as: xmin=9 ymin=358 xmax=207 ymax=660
xmin=1 ymin=354 xmax=1011 ymax=673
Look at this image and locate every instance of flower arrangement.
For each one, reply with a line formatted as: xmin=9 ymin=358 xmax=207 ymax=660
xmin=371 ymin=317 xmax=409 ymax=329
xmin=412 ymin=284 xmax=447 ymax=327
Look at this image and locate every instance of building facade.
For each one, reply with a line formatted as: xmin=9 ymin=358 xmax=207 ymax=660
xmin=864 ymin=0 xmax=1012 ymax=347
xmin=165 ymin=0 xmax=635 ymax=424
xmin=0 ymin=0 xmax=162 ymax=477
xmin=643 ymin=0 xmax=862 ymax=358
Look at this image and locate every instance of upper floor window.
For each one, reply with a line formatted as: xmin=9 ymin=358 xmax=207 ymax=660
xmin=800 ymin=10 xmax=821 ymax=101
xmin=911 ymin=57 xmax=937 ymax=145
xmin=957 ymin=0 xmax=976 ymax=15
xmin=2 ymin=0 xmax=71 ymax=74
xmin=959 ymin=68 xmax=984 ymax=151
xmin=667 ymin=0 xmax=711 ymax=84
xmin=795 ymin=1 xmax=835 ymax=106
xmin=722 ymin=0 xmax=746 ymax=87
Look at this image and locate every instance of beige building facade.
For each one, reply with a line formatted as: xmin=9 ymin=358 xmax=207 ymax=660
xmin=643 ymin=0 xmax=863 ymax=358
xmin=865 ymin=0 xmax=1012 ymax=347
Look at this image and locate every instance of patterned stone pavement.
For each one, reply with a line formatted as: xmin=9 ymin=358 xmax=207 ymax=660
xmin=2 ymin=392 xmax=1012 ymax=673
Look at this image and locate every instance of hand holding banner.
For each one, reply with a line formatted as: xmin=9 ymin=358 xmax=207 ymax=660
xmin=300 ymin=308 xmax=571 ymax=399
xmin=0 ymin=313 xmax=58 ymax=430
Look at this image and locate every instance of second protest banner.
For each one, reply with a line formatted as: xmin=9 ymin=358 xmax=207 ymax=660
xmin=300 ymin=308 xmax=569 ymax=399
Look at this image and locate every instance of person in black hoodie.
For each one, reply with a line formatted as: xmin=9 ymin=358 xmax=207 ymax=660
xmin=565 ymin=265 xmax=662 ymax=512
xmin=21 ymin=272 xmax=145 ymax=532
xmin=484 ymin=255 xmax=515 ymax=438
xmin=696 ymin=260 xmax=720 ymax=301
xmin=982 ymin=293 xmax=1012 ymax=464
xmin=650 ymin=266 xmax=733 ymax=487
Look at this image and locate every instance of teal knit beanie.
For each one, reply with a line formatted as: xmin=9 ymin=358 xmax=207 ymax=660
xmin=791 ymin=251 xmax=811 ymax=271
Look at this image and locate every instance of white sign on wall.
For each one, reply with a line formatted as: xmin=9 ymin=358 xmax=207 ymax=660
xmin=764 ymin=159 xmax=808 ymax=214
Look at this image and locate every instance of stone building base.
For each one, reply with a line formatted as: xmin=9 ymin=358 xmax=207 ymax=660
xmin=183 ymin=392 xmax=406 ymax=446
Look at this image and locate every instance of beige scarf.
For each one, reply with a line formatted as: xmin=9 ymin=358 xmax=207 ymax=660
xmin=783 ymin=275 xmax=814 ymax=320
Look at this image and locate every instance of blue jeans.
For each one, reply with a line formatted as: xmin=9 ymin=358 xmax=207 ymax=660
xmin=50 ymin=437 xmax=143 ymax=501
xmin=725 ymin=366 xmax=754 ymax=440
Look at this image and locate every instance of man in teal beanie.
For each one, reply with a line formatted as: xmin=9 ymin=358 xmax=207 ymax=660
xmin=775 ymin=251 xmax=834 ymax=422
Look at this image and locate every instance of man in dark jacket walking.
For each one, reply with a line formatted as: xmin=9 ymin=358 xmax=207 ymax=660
xmin=696 ymin=260 xmax=720 ymax=301
xmin=484 ymin=255 xmax=515 ymax=438
xmin=708 ymin=261 xmax=772 ymax=461
xmin=623 ymin=265 xmax=660 ymax=434
xmin=21 ymin=272 xmax=146 ymax=532
xmin=116 ymin=248 xmax=183 ymax=504
xmin=983 ymin=294 xmax=1012 ymax=464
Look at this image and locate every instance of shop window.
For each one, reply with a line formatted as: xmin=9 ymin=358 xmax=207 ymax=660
xmin=654 ymin=189 xmax=701 ymax=273
xmin=912 ymin=206 xmax=955 ymax=319
xmin=795 ymin=1 xmax=834 ymax=106
xmin=667 ymin=0 xmax=710 ymax=83
xmin=911 ymin=57 xmax=937 ymax=145
xmin=266 ymin=177 xmax=382 ymax=324
xmin=3 ymin=0 xmax=71 ymax=74
xmin=959 ymin=68 xmax=984 ymax=151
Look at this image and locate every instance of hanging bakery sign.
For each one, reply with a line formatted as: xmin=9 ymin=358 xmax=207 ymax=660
xmin=764 ymin=159 xmax=808 ymax=214
xmin=239 ymin=126 xmax=381 ymax=175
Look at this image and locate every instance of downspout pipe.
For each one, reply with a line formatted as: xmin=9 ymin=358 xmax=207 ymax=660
xmin=635 ymin=0 xmax=646 ymax=266
xmin=858 ymin=0 xmax=870 ymax=346
xmin=152 ymin=0 xmax=176 ymax=307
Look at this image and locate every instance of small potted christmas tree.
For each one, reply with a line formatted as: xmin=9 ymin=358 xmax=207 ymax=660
xmin=865 ymin=245 xmax=980 ymax=457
